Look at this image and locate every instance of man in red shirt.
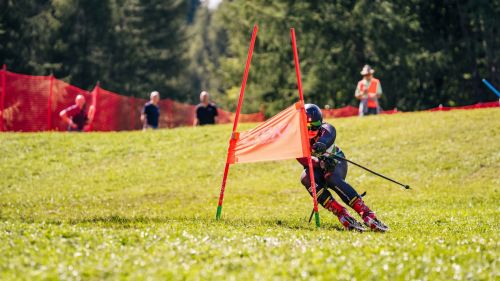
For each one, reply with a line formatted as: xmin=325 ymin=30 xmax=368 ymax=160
xmin=59 ymin=95 xmax=95 ymax=131
xmin=355 ymin=65 xmax=383 ymax=116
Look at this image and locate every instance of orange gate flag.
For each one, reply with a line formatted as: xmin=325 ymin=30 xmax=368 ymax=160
xmin=228 ymin=102 xmax=310 ymax=164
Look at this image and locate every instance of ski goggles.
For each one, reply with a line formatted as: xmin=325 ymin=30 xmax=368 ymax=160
xmin=307 ymin=120 xmax=322 ymax=131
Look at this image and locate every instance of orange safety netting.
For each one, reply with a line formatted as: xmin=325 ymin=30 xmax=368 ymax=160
xmin=321 ymin=101 xmax=499 ymax=119
xmin=0 ymin=69 xmax=265 ymax=132
xmin=1 ymin=68 xmax=498 ymax=132
xmin=426 ymin=102 xmax=500 ymax=111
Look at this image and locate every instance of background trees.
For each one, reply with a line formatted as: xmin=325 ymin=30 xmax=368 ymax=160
xmin=1 ymin=0 xmax=499 ymax=114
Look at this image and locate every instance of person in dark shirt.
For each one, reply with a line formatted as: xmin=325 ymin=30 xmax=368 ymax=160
xmin=141 ymin=91 xmax=160 ymax=130
xmin=194 ymin=91 xmax=218 ymax=126
xmin=297 ymin=104 xmax=388 ymax=232
xmin=59 ymin=94 xmax=95 ymax=132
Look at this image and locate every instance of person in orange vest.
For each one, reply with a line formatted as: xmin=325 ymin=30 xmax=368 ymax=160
xmin=355 ymin=65 xmax=383 ymax=116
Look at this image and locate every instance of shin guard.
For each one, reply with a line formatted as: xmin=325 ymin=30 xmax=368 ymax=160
xmin=325 ymin=198 xmax=366 ymax=231
xmin=324 ymin=199 xmax=347 ymax=216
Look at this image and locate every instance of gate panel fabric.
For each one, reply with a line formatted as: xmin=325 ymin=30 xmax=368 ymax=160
xmin=228 ymin=104 xmax=307 ymax=164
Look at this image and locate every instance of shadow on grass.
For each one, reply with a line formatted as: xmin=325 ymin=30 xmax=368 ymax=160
xmin=8 ymin=214 xmax=346 ymax=231
xmin=215 ymin=217 xmax=346 ymax=232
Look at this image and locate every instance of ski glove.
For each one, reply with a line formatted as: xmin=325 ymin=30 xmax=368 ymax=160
xmin=319 ymin=155 xmax=337 ymax=171
xmin=312 ymin=142 xmax=327 ymax=154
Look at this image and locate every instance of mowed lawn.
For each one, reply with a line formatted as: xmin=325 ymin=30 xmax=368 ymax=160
xmin=0 ymin=108 xmax=499 ymax=280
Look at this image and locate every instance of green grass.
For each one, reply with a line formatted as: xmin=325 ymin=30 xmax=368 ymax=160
xmin=0 ymin=108 xmax=499 ymax=280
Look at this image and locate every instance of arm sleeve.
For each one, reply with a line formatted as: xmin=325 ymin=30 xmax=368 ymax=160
xmin=195 ymin=106 xmax=201 ymax=119
xmin=296 ymin=156 xmax=320 ymax=167
xmin=377 ymin=82 xmax=383 ymax=96
xmin=316 ymin=124 xmax=336 ymax=148
xmin=355 ymin=82 xmax=361 ymax=97
xmin=213 ymin=104 xmax=218 ymax=116
xmin=64 ymin=105 xmax=77 ymax=118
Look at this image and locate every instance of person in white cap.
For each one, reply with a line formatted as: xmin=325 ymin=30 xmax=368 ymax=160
xmin=194 ymin=91 xmax=218 ymax=126
xmin=355 ymin=65 xmax=383 ymax=116
xmin=141 ymin=91 xmax=160 ymax=130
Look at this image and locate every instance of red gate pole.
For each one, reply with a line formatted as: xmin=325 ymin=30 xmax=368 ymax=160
xmin=0 ymin=64 xmax=6 ymax=131
xmin=290 ymin=28 xmax=321 ymax=227
xmin=216 ymin=25 xmax=258 ymax=220
xmin=47 ymin=74 xmax=54 ymax=130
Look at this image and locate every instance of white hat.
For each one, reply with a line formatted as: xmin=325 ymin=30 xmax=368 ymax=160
xmin=360 ymin=65 xmax=375 ymax=75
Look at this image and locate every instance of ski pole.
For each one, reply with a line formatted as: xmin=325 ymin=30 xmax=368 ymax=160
xmin=329 ymin=154 xmax=410 ymax=189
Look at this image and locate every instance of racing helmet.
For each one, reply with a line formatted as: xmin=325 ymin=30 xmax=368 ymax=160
xmin=305 ymin=103 xmax=323 ymax=131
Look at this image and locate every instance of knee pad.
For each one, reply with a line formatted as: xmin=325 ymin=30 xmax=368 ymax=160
xmin=300 ymin=174 xmax=310 ymax=188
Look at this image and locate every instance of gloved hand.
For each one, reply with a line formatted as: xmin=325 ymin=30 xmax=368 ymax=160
xmin=319 ymin=155 xmax=337 ymax=171
xmin=312 ymin=142 xmax=327 ymax=154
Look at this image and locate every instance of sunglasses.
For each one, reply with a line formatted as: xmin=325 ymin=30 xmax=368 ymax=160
xmin=307 ymin=120 xmax=322 ymax=131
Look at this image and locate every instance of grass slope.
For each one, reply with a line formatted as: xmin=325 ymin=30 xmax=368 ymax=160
xmin=0 ymin=108 xmax=499 ymax=280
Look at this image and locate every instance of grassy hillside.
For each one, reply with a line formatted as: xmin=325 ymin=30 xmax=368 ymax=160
xmin=0 ymin=108 xmax=499 ymax=280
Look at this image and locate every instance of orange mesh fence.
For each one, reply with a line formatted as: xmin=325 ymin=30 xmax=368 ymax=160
xmin=1 ymin=68 xmax=496 ymax=132
xmin=91 ymin=88 xmax=265 ymax=130
xmin=322 ymin=105 xmax=359 ymax=119
xmin=129 ymin=96 xmax=147 ymax=130
xmin=322 ymin=101 xmax=499 ymax=119
xmin=322 ymin=105 xmax=400 ymax=118
xmin=380 ymin=108 xmax=399 ymax=114
xmin=91 ymin=86 xmax=141 ymax=131
xmin=0 ymin=68 xmax=265 ymax=132
xmin=164 ymin=99 xmax=195 ymax=128
xmin=427 ymin=101 xmax=500 ymax=111
xmin=2 ymin=72 xmax=51 ymax=131
xmin=218 ymin=109 xmax=265 ymax=124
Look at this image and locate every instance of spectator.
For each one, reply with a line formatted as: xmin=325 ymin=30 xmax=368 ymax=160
xmin=355 ymin=65 xmax=383 ymax=116
xmin=59 ymin=94 xmax=95 ymax=131
xmin=194 ymin=91 xmax=218 ymax=126
xmin=141 ymin=91 xmax=160 ymax=130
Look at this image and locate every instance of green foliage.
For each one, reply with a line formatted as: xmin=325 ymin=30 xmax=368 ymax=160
xmin=193 ymin=0 xmax=500 ymax=114
xmin=0 ymin=1 xmax=499 ymax=111
xmin=182 ymin=4 xmax=229 ymax=103
xmin=0 ymin=109 xmax=499 ymax=280
xmin=0 ymin=0 xmax=190 ymax=99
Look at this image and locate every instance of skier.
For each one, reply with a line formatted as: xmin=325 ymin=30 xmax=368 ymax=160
xmin=298 ymin=104 xmax=389 ymax=232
